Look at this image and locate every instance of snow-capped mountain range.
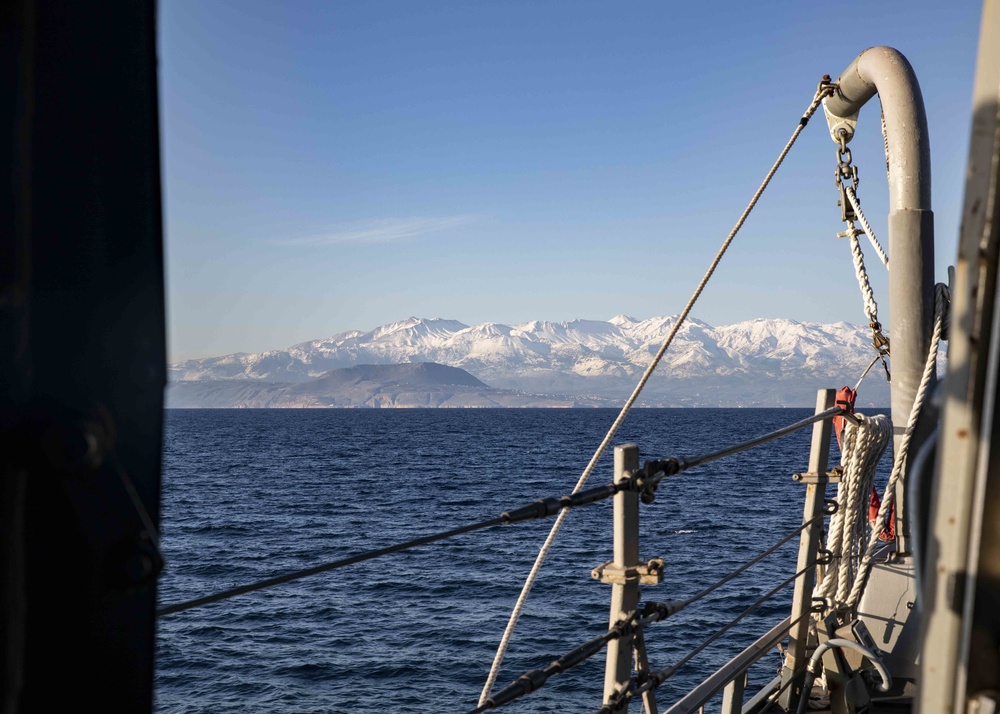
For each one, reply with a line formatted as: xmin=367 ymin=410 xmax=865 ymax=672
xmin=170 ymin=315 xmax=893 ymax=407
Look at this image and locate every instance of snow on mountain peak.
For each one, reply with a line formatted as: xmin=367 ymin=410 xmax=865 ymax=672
xmin=169 ymin=314 xmax=883 ymax=405
xmin=609 ymin=314 xmax=638 ymax=326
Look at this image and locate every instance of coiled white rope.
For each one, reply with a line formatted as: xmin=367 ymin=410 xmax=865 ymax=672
xmin=818 ymin=414 xmax=891 ymax=604
xmin=476 ymin=83 xmax=836 ymax=706
xmin=846 ymin=283 xmax=949 ymax=609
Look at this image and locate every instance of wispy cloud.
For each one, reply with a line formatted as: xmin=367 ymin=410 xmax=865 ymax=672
xmin=276 ymin=216 xmax=473 ymax=247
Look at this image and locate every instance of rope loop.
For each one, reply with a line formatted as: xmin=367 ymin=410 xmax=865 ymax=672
xmin=846 ymin=283 xmax=950 ymax=609
xmin=817 ymin=413 xmax=892 ymax=607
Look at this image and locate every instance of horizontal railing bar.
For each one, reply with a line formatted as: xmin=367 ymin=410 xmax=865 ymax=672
xmin=662 ymin=616 xmax=792 ymax=714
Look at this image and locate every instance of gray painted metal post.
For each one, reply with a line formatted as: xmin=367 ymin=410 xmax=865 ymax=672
xmin=825 ymin=46 xmax=936 ymax=555
xmin=920 ymin=5 xmax=1000 ymax=711
xmin=603 ymin=444 xmax=641 ymax=707
xmin=888 ymin=208 xmax=935 ymax=553
xmin=780 ymin=389 xmax=835 ymax=708
xmin=721 ymin=672 xmax=747 ymax=714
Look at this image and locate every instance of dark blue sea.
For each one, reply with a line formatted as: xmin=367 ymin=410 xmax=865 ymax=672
xmin=154 ymin=408 xmax=888 ymax=713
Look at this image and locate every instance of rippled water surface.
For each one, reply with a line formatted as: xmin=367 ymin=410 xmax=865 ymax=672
xmin=155 ymin=408 xmax=886 ymax=713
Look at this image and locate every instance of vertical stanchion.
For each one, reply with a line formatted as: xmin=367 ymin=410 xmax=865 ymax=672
xmin=780 ymin=388 xmax=835 ymax=709
xmin=721 ymin=671 xmax=747 ymax=714
xmin=603 ymin=444 xmax=641 ymax=707
xmin=594 ymin=443 xmax=661 ymax=713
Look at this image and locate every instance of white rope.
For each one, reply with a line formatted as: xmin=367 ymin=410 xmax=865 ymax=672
xmin=817 ymin=414 xmax=891 ymax=604
xmin=476 ymin=84 xmax=835 ymax=706
xmin=838 ymin=134 xmax=889 ymax=367
xmin=846 ymin=228 xmax=883 ymax=330
xmin=844 ymin=185 xmax=889 ymax=268
xmin=846 ymin=283 xmax=949 ymax=609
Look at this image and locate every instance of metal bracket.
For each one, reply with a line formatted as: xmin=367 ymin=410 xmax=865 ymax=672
xmin=592 ymin=557 xmax=665 ymax=585
xmin=793 ymin=471 xmax=841 ymax=484
xmin=822 ymin=98 xmax=859 ymax=144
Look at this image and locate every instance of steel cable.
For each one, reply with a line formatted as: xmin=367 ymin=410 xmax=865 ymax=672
xmin=677 ymin=513 xmax=824 ymax=610
xmin=468 ymin=517 xmax=823 ymax=713
xmin=478 ymin=80 xmax=836 ymax=705
xmin=158 ymin=406 xmax=843 ymax=617
xmin=466 ymin=611 xmax=642 ymax=714
xmin=639 ymin=406 xmax=850 ymax=488
xmin=157 ymin=480 xmax=627 ymax=616
xmin=156 ymin=517 xmax=503 ymax=616
xmin=597 ymin=564 xmax=817 ymax=713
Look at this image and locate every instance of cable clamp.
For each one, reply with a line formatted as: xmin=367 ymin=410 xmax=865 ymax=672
xmin=632 ymin=458 xmax=680 ymax=503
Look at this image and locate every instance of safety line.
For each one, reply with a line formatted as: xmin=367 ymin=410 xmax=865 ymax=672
xmin=466 ymin=611 xmax=640 ymax=714
xmin=159 ymin=406 xmax=843 ymax=618
xmin=597 ymin=565 xmax=817 ymax=713
xmin=156 ymin=517 xmax=503 ymax=616
xmin=644 ymin=567 xmax=815 ymax=694
xmin=477 ymin=80 xmax=836 ymax=706
xmin=468 ymin=518 xmax=822 ymax=713
xmin=679 ymin=513 xmax=823 ymax=609
xmin=641 ymin=406 xmax=850 ymax=485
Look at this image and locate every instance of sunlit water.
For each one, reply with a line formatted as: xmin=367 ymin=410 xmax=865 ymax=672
xmin=155 ymin=408 xmax=887 ymax=713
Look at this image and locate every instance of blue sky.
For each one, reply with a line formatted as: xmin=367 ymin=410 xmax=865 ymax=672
xmin=160 ymin=1 xmax=983 ymax=361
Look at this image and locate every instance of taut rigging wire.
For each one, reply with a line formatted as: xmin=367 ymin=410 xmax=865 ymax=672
xmin=636 ymin=406 xmax=852 ymax=497
xmin=466 ymin=516 xmax=825 ymax=712
xmin=157 ymin=407 xmax=846 ymax=617
xmin=478 ymin=78 xmax=838 ymax=704
xmin=673 ymin=512 xmax=824 ymax=609
xmin=156 ymin=517 xmax=504 ymax=616
xmin=597 ymin=564 xmax=818 ymax=713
